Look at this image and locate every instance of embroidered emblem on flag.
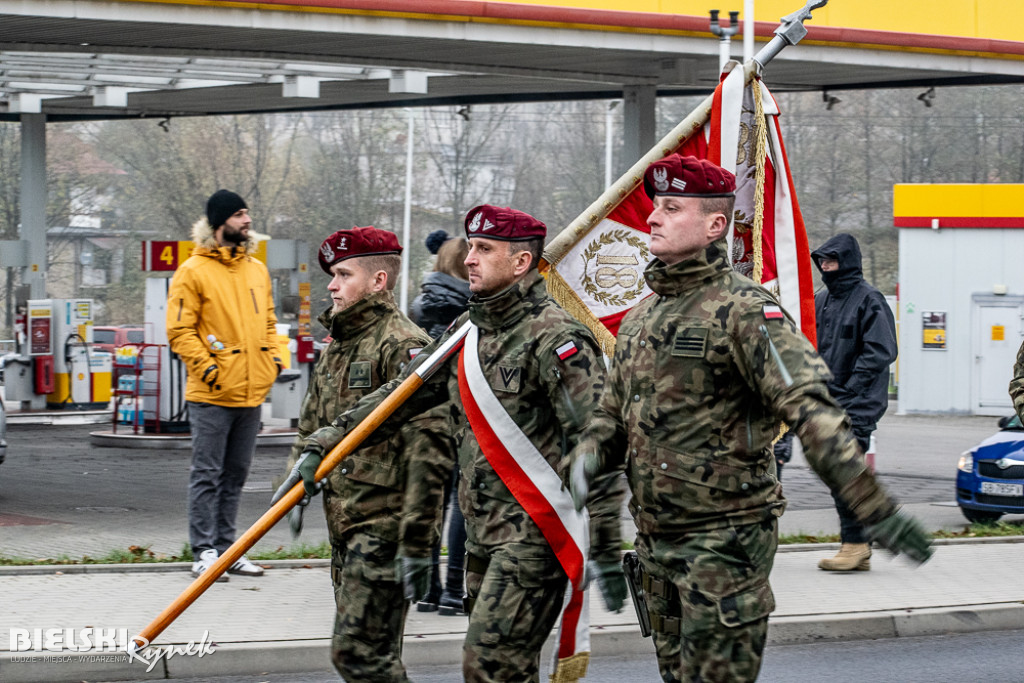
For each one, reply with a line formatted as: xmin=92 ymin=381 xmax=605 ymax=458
xmin=556 ymin=341 xmax=578 ymax=360
xmin=763 ymin=305 xmax=784 ymax=320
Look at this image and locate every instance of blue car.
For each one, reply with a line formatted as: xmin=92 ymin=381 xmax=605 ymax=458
xmin=956 ymin=415 xmax=1024 ymax=523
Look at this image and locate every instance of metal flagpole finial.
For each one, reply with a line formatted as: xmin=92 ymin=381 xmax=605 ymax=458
xmin=753 ymin=0 xmax=829 ymax=72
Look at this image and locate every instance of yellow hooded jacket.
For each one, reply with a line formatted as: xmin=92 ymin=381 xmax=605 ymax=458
xmin=166 ymin=217 xmax=280 ymax=407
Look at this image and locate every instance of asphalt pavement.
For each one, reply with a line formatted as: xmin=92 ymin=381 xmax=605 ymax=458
xmin=1 ymin=405 xmax=1023 ymax=682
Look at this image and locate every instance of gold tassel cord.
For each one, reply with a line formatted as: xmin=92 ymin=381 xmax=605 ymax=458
xmin=543 ymin=268 xmax=617 ymax=358
xmin=751 ymin=77 xmax=769 ymax=285
xmin=549 ymin=651 xmax=590 ymax=683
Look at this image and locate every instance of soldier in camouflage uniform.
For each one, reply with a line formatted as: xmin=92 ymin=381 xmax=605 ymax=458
xmin=570 ymin=155 xmax=932 ymax=683
xmin=273 ymin=227 xmax=452 ymax=683
xmin=295 ymin=205 xmax=626 ymax=683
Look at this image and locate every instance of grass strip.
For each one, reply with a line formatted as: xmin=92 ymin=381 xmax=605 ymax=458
xmin=3 ymin=522 xmax=1023 ymax=566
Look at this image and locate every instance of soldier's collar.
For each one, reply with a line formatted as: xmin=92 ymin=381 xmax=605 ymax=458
xmin=325 ymin=290 xmax=397 ymax=340
xmin=467 ymin=270 xmax=545 ymax=331
xmin=645 ymin=240 xmax=731 ymax=296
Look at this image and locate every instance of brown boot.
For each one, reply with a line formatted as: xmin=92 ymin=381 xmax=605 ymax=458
xmin=818 ymin=543 xmax=871 ymax=571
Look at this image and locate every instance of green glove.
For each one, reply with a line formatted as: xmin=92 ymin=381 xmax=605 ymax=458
xmin=587 ymin=560 xmax=627 ymax=613
xmin=271 ymin=447 xmax=325 ymax=505
xmin=867 ymin=511 xmax=933 ymax=565
xmin=399 ymin=556 xmax=433 ymax=603
xmin=569 ymin=451 xmax=599 ymax=512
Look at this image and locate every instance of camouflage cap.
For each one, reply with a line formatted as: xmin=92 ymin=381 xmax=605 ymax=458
xmin=643 ymin=154 xmax=736 ymax=199
xmin=464 ymin=204 xmax=546 ymax=242
xmin=318 ymin=226 xmax=402 ymax=273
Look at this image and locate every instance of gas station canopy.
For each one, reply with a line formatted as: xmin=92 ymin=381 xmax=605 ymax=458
xmin=2 ymin=0 xmax=1023 ymax=121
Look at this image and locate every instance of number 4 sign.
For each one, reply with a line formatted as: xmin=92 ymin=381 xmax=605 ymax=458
xmin=142 ymin=241 xmax=193 ymax=271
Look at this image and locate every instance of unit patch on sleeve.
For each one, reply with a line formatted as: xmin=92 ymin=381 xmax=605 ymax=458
xmin=672 ymin=327 xmax=708 ymax=358
xmin=555 ymin=341 xmax=578 ymax=360
xmin=762 ymin=305 xmax=784 ymax=320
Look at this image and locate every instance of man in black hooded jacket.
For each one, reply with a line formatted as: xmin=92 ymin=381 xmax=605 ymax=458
xmin=811 ymin=233 xmax=898 ymax=572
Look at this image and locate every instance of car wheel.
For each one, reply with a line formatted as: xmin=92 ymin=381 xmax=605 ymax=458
xmin=961 ymin=507 xmax=1003 ymax=524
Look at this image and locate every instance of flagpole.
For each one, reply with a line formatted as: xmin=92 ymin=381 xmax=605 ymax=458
xmin=130 ymin=322 xmax=472 ymax=653
xmin=541 ymin=0 xmax=828 ymax=270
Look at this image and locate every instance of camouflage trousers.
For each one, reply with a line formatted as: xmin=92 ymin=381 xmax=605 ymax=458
xmin=463 ymin=541 xmax=567 ymax=683
xmin=330 ymin=532 xmax=410 ymax=683
xmin=636 ymin=519 xmax=778 ymax=683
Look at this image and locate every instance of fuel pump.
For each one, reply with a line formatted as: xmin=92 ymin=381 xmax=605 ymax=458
xmin=27 ymin=298 xmax=111 ymax=409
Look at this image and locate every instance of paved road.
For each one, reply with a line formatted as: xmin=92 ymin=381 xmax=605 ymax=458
xmin=0 ymin=407 xmax=1007 ymax=559
xmin=150 ymin=628 xmax=1024 ymax=683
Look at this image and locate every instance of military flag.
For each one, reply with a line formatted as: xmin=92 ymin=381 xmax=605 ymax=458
xmin=543 ymin=62 xmax=817 ymax=357
xmin=541 ymin=61 xmax=817 ymax=683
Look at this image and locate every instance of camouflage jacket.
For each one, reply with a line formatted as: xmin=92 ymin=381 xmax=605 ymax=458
xmin=286 ymin=291 xmax=452 ymax=557
xmin=307 ymin=271 xmax=624 ymax=565
xmin=579 ymin=240 xmax=897 ymax=537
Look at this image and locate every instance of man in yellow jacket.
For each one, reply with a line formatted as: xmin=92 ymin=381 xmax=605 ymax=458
xmin=167 ymin=189 xmax=282 ymax=581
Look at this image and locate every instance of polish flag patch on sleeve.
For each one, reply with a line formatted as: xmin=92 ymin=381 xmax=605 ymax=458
xmin=409 ymin=347 xmax=422 ymax=359
xmin=555 ymin=340 xmax=579 ymax=360
xmin=763 ymin=305 xmax=784 ymax=320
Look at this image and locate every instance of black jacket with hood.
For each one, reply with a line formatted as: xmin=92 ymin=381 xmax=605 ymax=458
xmin=410 ymin=272 xmax=472 ymax=340
xmin=811 ymin=233 xmax=897 ymax=431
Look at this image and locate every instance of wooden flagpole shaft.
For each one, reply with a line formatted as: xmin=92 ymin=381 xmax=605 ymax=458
xmin=130 ymin=322 xmax=472 ymax=651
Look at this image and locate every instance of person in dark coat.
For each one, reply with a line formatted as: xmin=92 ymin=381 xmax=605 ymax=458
xmin=412 ymin=233 xmax=473 ymax=339
xmin=811 ymin=232 xmax=898 ymax=572
xmin=410 ymin=233 xmax=473 ymax=614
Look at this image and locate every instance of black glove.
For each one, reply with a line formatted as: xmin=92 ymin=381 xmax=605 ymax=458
xmin=399 ymin=556 xmax=433 ymax=602
xmin=586 ymin=560 xmax=627 ymax=613
xmin=201 ymin=364 xmax=219 ymax=389
xmin=867 ymin=511 xmax=933 ymax=565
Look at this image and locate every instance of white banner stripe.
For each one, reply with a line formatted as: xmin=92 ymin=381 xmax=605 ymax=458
xmin=463 ymin=326 xmax=590 ymax=560
xmin=767 ymin=108 xmax=802 ymax=330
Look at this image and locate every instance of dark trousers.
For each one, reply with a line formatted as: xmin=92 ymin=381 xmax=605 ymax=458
xmin=830 ymin=430 xmax=872 ymax=544
xmin=187 ymin=401 xmax=261 ymax=555
xmin=426 ymin=468 xmax=467 ymax=602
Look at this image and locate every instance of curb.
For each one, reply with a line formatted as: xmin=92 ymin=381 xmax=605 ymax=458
xmin=2 ymin=602 xmax=1022 ymax=683
xmin=3 ymin=536 xmax=1023 ymax=574
xmin=0 ymin=558 xmax=331 ymax=577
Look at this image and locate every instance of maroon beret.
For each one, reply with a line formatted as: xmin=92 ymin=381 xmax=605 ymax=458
xmin=318 ymin=226 xmax=402 ymax=273
xmin=464 ymin=205 xmax=546 ymax=242
xmin=643 ymin=154 xmax=736 ymax=199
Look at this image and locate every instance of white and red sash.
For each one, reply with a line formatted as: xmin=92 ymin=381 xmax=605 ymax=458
xmin=457 ymin=324 xmax=590 ymax=586
xmin=457 ymin=323 xmax=591 ymax=680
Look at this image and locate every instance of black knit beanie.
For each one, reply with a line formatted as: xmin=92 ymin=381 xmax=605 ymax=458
xmin=206 ymin=189 xmax=248 ymax=229
xmin=425 ymin=229 xmax=451 ymax=255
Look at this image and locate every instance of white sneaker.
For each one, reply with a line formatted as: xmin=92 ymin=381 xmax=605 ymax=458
xmin=228 ymin=555 xmax=265 ymax=577
xmin=191 ymin=548 xmax=229 ymax=582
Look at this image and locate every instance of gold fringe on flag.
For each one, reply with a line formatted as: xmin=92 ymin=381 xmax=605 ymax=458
xmin=543 ymin=268 xmax=617 ymax=359
xmin=549 ymin=651 xmax=590 ymax=683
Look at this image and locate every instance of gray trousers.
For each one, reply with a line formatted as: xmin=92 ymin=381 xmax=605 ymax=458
xmin=187 ymin=401 xmax=261 ymax=555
